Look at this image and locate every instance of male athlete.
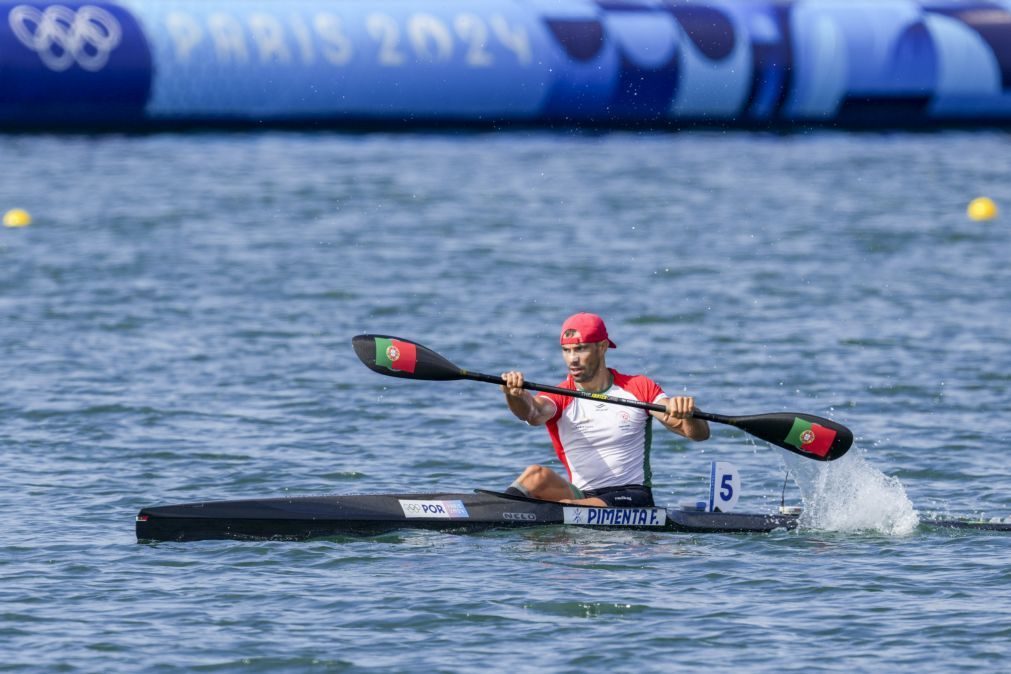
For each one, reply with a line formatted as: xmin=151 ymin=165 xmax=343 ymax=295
xmin=501 ymin=313 xmax=709 ymax=507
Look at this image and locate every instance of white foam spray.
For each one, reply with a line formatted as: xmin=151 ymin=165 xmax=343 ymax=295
xmin=782 ymin=448 xmax=919 ymax=535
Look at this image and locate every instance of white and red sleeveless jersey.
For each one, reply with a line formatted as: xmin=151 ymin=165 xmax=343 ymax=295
xmin=537 ymin=369 xmax=667 ymax=491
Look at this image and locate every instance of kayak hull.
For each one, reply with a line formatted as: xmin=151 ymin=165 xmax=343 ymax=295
xmin=136 ymin=490 xmax=798 ymax=542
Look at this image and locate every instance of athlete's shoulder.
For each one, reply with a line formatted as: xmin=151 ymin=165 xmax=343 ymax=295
xmin=611 ymin=370 xmax=665 ymax=403
xmin=611 ymin=369 xmax=657 ymax=388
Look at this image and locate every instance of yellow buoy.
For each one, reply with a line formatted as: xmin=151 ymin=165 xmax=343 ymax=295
xmin=2 ymin=208 xmax=32 ymax=228
xmin=967 ymin=197 xmax=998 ymax=221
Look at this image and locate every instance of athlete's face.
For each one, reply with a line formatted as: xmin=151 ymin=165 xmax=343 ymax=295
xmin=561 ymin=341 xmax=608 ymax=384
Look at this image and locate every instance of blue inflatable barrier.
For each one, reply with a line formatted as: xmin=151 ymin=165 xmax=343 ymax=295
xmin=2 ymin=0 xmax=1011 ymax=128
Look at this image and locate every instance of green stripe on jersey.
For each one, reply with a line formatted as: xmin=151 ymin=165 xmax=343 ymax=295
xmin=643 ymin=417 xmax=653 ymax=488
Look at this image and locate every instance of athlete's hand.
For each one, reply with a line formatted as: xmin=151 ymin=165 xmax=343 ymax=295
xmin=501 ymin=371 xmax=527 ymax=398
xmin=662 ymin=396 xmax=696 ymax=425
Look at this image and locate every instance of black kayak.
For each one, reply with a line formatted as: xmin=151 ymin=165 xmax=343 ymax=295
xmin=135 ymin=489 xmax=1011 ymax=542
xmin=136 ymin=489 xmax=799 ymax=541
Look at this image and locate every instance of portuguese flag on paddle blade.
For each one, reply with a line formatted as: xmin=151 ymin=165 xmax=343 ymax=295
xmin=374 ymin=337 xmax=417 ymax=373
xmin=784 ymin=417 xmax=838 ymax=458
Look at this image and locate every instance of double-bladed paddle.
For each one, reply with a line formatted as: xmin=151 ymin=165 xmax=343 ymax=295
xmin=352 ymin=334 xmax=853 ymax=461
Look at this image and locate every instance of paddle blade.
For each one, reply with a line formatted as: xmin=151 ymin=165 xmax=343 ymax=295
xmin=724 ymin=412 xmax=853 ymax=461
xmin=352 ymin=334 xmax=466 ymax=381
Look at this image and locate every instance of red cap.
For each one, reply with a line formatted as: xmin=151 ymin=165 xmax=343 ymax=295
xmin=560 ymin=313 xmax=616 ymax=348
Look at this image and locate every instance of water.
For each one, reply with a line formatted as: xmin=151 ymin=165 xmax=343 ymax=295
xmin=1 ymin=130 xmax=1010 ymax=672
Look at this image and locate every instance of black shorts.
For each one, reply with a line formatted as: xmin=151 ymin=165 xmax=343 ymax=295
xmin=580 ymin=484 xmax=655 ymax=508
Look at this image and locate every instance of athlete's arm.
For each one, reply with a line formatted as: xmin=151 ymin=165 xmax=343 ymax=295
xmin=501 ymin=371 xmax=556 ymax=426
xmin=651 ymin=396 xmax=710 ymax=440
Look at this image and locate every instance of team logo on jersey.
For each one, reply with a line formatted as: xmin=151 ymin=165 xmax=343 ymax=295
xmin=617 ymin=409 xmax=634 ymax=429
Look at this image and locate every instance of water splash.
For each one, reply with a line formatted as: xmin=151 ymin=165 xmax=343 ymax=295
xmin=782 ymin=448 xmax=919 ymax=535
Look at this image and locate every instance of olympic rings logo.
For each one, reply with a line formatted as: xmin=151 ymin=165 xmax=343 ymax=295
xmin=8 ymin=4 xmax=122 ymax=72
